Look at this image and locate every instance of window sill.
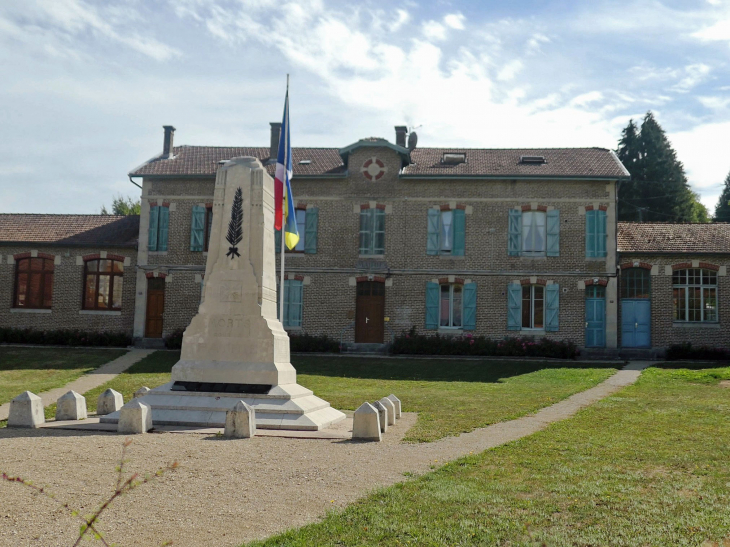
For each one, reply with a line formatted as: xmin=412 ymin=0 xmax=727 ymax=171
xmin=359 ymin=254 xmax=385 ymax=259
xmin=283 ymin=252 xmax=306 ymax=258
xmin=437 ymin=328 xmax=464 ymax=335
xmin=519 ymin=329 xmax=547 ymax=336
xmin=284 ymin=326 xmax=303 ymax=332
xmin=672 ymin=322 xmax=720 ymax=329
xmin=10 ymin=308 xmax=52 ymax=314
xmin=516 ymin=254 xmax=547 ymax=260
xmin=585 ymin=256 xmax=608 ymax=261
xmin=438 ymin=254 xmax=465 ymax=259
xmin=148 ymin=251 xmax=168 ymax=256
xmin=79 ymin=310 xmax=122 ymax=316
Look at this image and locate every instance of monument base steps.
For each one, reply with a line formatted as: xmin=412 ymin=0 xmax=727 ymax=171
xmin=100 ymin=382 xmax=346 ymax=431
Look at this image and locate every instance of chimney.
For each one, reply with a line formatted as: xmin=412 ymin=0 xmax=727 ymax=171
xmin=162 ymin=125 xmax=175 ymax=158
xmin=395 ymin=126 xmax=408 ymax=148
xmin=270 ymin=122 xmax=282 ymax=162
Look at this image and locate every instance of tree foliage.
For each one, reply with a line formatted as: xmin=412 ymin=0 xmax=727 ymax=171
xmin=714 ymin=170 xmax=730 ymax=223
xmin=616 ymin=112 xmax=707 ymax=223
xmin=100 ymin=194 xmax=140 ymax=215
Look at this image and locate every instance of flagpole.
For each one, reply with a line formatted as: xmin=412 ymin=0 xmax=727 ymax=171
xmin=279 ymin=74 xmax=289 ymax=325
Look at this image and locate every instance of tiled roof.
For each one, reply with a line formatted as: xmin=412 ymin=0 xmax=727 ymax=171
xmin=130 ymin=145 xmax=628 ymax=179
xmin=618 ymin=222 xmax=730 ymax=254
xmin=0 ymin=214 xmax=139 ymax=247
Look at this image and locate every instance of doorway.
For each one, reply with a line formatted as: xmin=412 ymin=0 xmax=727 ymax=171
xmin=620 ymin=268 xmax=651 ymax=348
xmin=585 ymin=285 xmax=606 ymax=348
xmin=145 ymin=277 xmax=165 ymax=338
xmin=355 ymin=281 xmax=385 ymax=343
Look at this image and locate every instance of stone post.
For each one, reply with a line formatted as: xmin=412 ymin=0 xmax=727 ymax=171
xmin=386 ymin=394 xmax=401 ymax=419
xmin=352 ymin=402 xmax=381 ymax=442
xmin=372 ymin=400 xmax=388 ymax=433
xmin=134 ymin=386 xmax=151 ymax=398
xmin=7 ymin=391 xmax=44 ymax=428
xmin=55 ymin=391 xmax=87 ymax=421
xmin=224 ymin=400 xmax=256 ymax=438
xmin=379 ymin=397 xmax=396 ymax=426
xmin=97 ymin=389 xmax=124 ymax=415
xmin=118 ymin=400 xmax=153 ymax=434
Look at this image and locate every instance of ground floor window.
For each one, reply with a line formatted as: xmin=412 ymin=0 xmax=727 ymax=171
xmin=673 ymin=268 xmax=717 ymax=322
xmin=14 ymin=257 xmax=54 ymax=309
xmin=279 ymin=279 xmax=303 ymax=328
xmin=440 ymin=284 xmax=462 ymax=328
xmin=522 ymin=285 xmax=544 ymax=329
xmin=84 ymin=259 xmax=124 ymax=310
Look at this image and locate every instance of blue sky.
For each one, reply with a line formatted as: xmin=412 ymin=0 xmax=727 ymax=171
xmin=1 ymin=0 xmax=729 ymax=214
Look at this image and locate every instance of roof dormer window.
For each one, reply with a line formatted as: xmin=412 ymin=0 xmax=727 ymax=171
xmin=442 ymin=153 xmax=466 ymax=165
xmin=298 ymin=160 xmax=312 ymax=165
xmin=519 ymin=156 xmax=546 ymax=165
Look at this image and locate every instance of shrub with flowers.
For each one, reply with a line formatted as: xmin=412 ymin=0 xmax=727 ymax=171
xmin=391 ymin=327 xmax=577 ymax=359
xmin=0 ymin=327 xmax=132 ymax=347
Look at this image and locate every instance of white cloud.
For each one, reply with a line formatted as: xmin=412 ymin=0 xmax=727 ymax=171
xmin=390 ymin=9 xmax=410 ymax=32
xmin=692 ymin=18 xmax=730 ymax=41
xmin=569 ymin=91 xmax=604 ymax=107
xmin=496 ymin=59 xmax=523 ymax=81
xmin=443 ymin=13 xmax=465 ymax=30
xmin=421 ymin=20 xmax=447 ymax=41
xmin=671 ymin=63 xmax=712 ymax=92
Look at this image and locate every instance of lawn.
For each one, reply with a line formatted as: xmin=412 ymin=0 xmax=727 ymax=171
xmin=81 ymin=352 xmax=617 ymax=442
xmin=248 ymin=364 xmax=730 ymax=547
xmin=0 ymin=347 xmax=127 ymax=406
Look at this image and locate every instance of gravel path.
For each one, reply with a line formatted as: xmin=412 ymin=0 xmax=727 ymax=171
xmin=0 ymin=363 xmax=648 ymax=547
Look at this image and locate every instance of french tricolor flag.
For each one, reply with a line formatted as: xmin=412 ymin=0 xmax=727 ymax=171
xmin=274 ymin=88 xmax=299 ymax=250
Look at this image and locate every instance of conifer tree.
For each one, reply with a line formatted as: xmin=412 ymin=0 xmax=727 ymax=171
xmin=714 ymin=170 xmax=730 ymax=223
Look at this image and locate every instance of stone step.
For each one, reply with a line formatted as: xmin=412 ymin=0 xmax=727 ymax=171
xmin=135 ymin=338 xmax=166 ymax=349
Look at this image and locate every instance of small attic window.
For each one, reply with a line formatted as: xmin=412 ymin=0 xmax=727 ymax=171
xmin=520 ymin=156 xmax=546 ymax=165
xmin=298 ymin=160 xmax=312 ymax=165
xmin=442 ymin=153 xmax=466 ymax=165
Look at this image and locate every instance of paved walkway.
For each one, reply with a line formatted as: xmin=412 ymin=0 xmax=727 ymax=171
xmin=0 ymin=349 xmax=154 ymax=421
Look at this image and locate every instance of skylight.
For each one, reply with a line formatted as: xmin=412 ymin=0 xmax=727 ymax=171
xmin=519 ymin=156 xmax=546 ymax=165
xmin=442 ymin=153 xmax=466 ymax=164
xmin=298 ymin=160 xmax=312 ymax=165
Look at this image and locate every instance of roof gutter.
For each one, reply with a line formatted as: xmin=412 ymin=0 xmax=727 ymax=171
xmin=398 ymin=174 xmax=630 ymax=181
xmin=128 ymin=175 xmax=142 ymax=189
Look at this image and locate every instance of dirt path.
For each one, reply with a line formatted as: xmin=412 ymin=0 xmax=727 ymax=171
xmin=0 ymin=362 xmax=648 ymax=547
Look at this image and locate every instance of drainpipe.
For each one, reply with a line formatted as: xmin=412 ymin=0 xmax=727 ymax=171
xmin=129 ymin=175 xmax=143 ymax=190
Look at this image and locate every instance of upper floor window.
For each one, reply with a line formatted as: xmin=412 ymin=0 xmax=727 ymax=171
xmin=522 ymin=211 xmax=546 ymax=255
xmin=149 ymin=205 xmax=169 ymax=252
xmin=84 ymin=259 xmax=124 ymax=310
xmin=673 ymin=268 xmax=717 ymax=322
xmin=427 ymin=208 xmax=465 ymax=256
xmin=586 ymin=209 xmax=607 ymax=258
xmin=14 ymin=257 xmax=54 ymax=309
xmin=190 ymin=205 xmax=214 ymax=252
xmin=275 ymin=207 xmax=319 ymax=254
xmin=508 ymin=209 xmax=560 ymax=257
xmin=359 ymin=207 xmax=385 ymax=255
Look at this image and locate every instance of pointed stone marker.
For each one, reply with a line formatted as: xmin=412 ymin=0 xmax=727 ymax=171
xmin=56 ymin=391 xmax=87 ymax=421
xmin=8 ymin=391 xmax=44 ymax=428
xmin=133 ymin=386 xmax=150 ymax=399
xmin=352 ymin=402 xmax=381 ymax=442
xmin=372 ymin=400 xmax=388 ymax=433
xmin=224 ymin=400 xmax=256 ymax=438
xmin=97 ymin=389 xmax=124 ymax=415
xmin=386 ymin=394 xmax=401 ymax=419
xmin=118 ymin=400 xmax=153 ymax=434
xmin=379 ymin=397 xmax=396 ymax=426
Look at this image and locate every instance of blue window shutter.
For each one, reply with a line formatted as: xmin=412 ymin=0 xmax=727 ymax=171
xmin=546 ymin=284 xmax=560 ymax=332
xmin=157 ymin=206 xmax=170 ymax=252
xmin=282 ymin=280 xmax=290 ymax=327
xmin=508 ymin=209 xmax=521 ymax=256
xmin=597 ymin=210 xmax=607 ymax=257
xmin=463 ymin=282 xmax=477 ymax=330
xmin=507 ymin=284 xmax=522 ymax=330
xmin=586 ymin=210 xmax=596 ymax=257
xmin=275 ymin=229 xmax=282 ymax=253
xmin=452 ymin=209 xmax=465 ymax=256
xmin=427 ymin=209 xmax=440 ymax=255
xmin=425 ymin=282 xmax=439 ymax=329
xmin=148 ymin=205 xmax=159 ymax=252
xmin=304 ymin=208 xmax=318 ymax=254
xmin=546 ymin=209 xmax=560 ymax=257
xmin=190 ymin=206 xmax=205 ymax=251
xmin=288 ymin=280 xmax=303 ymax=327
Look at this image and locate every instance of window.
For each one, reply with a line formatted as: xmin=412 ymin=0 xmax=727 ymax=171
xmin=84 ymin=259 xmax=124 ymax=310
xmin=522 ymin=285 xmax=544 ymax=329
xmin=586 ymin=209 xmax=607 ymax=258
xmin=508 ymin=209 xmax=559 ymax=257
xmin=275 ymin=208 xmax=319 ymax=254
xmin=149 ymin=205 xmax=169 ymax=252
xmin=439 ymin=284 xmax=463 ymax=328
xmin=522 ymin=211 xmax=546 ymax=255
xmin=673 ymin=268 xmax=717 ymax=322
xmin=14 ymin=257 xmax=54 ymax=309
xmin=278 ymin=279 xmax=303 ymax=327
xmin=360 ymin=208 xmax=385 ymax=255
xmin=426 ymin=208 xmax=465 ymax=256
xmin=621 ymin=268 xmax=650 ymax=299
xmin=507 ymin=283 xmax=559 ymax=331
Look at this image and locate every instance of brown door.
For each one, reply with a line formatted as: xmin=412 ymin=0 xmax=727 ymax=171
xmin=355 ymin=281 xmax=385 ymax=343
xmin=145 ymin=278 xmax=165 ymax=338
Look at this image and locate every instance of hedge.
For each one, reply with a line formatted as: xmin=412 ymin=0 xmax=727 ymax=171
xmin=0 ymin=327 xmax=132 ymax=347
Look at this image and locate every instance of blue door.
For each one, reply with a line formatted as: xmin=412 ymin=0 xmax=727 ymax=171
xmin=621 ymin=300 xmax=651 ymax=348
xmin=585 ymin=286 xmax=606 ymax=348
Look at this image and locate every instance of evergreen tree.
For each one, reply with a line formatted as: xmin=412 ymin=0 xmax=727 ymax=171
xmin=101 ymin=194 xmax=140 ymax=215
xmin=616 ymin=112 xmax=703 ymax=222
xmin=714 ymin=169 xmax=730 ymax=223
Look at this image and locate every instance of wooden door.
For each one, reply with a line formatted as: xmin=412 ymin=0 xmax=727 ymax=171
xmin=355 ymin=281 xmax=385 ymax=343
xmin=145 ymin=278 xmax=165 ymax=338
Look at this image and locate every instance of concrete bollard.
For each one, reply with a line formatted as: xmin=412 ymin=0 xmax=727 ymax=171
xmin=133 ymin=386 xmax=151 ymax=399
xmin=386 ymin=394 xmax=402 ymax=419
xmin=224 ymin=400 xmax=256 ymax=438
xmin=118 ymin=400 xmax=153 ymax=434
xmin=97 ymin=388 xmax=124 ymax=415
xmin=379 ymin=397 xmax=396 ymax=426
xmin=372 ymin=400 xmax=388 ymax=434
xmin=352 ymin=402 xmax=381 ymax=442
xmin=55 ymin=391 xmax=87 ymax=421
xmin=8 ymin=391 xmax=44 ymax=428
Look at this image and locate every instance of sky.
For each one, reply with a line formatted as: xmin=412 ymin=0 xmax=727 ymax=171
xmin=1 ymin=0 xmax=730 ymax=215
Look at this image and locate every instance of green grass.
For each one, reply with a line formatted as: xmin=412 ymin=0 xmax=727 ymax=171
xmin=248 ymin=364 xmax=730 ymax=547
xmin=0 ymin=347 xmax=127 ymax=406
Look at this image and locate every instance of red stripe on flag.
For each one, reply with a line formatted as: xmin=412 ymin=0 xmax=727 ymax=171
xmin=274 ymin=176 xmax=283 ymax=230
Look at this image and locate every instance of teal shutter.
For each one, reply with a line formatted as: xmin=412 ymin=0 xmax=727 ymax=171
xmin=462 ymin=282 xmax=477 ymax=330
xmin=585 ymin=210 xmax=596 ymax=257
xmin=425 ymin=282 xmax=439 ymax=329
xmin=157 ymin=206 xmax=169 ymax=252
xmin=546 ymin=209 xmax=560 ymax=257
xmin=427 ymin=209 xmax=440 ymax=255
xmin=597 ymin=210 xmax=607 ymax=257
xmin=282 ymin=281 xmax=290 ymax=326
xmin=190 ymin=206 xmax=205 ymax=251
xmin=275 ymin=229 xmax=282 ymax=253
xmin=508 ymin=209 xmax=521 ymax=256
xmin=286 ymin=280 xmax=303 ymax=327
xmin=148 ymin=205 xmax=159 ymax=251
xmin=452 ymin=209 xmax=465 ymax=256
xmin=304 ymin=208 xmax=318 ymax=254
xmin=507 ymin=284 xmax=521 ymax=330
xmin=545 ymin=284 xmax=560 ymax=332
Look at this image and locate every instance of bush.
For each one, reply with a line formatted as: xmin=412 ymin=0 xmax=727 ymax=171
xmin=391 ymin=327 xmax=578 ymax=359
xmin=0 ymin=327 xmax=132 ymax=347
xmin=164 ymin=328 xmax=185 ymax=350
xmin=289 ymin=332 xmax=340 ymax=353
xmin=665 ymin=342 xmax=730 ymax=361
